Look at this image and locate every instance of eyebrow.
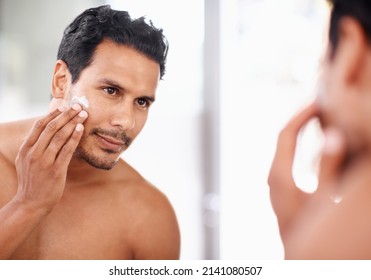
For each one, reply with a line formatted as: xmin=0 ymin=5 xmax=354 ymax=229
xmin=98 ymin=78 xmax=156 ymax=103
xmin=98 ymin=78 xmax=125 ymax=91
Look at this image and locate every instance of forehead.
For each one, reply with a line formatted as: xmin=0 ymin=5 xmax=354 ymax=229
xmin=80 ymin=40 xmax=160 ymax=91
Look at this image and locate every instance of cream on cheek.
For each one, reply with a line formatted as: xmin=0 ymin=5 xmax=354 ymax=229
xmin=69 ymin=95 xmax=90 ymax=109
xmin=78 ymin=96 xmax=108 ymax=128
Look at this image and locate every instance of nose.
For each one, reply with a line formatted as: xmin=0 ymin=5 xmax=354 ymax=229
xmin=110 ymin=102 xmax=135 ymax=131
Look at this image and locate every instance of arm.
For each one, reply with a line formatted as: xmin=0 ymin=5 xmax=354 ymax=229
xmin=0 ymin=105 xmax=87 ymax=259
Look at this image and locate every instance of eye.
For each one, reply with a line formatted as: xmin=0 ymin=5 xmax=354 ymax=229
xmin=103 ymin=87 xmax=118 ymax=95
xmin=136 ymin=98 xmax=150 ymax=109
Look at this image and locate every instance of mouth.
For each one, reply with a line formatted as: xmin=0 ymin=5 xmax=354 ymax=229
xmin=94 ymin=133 xmax=126 ymax=153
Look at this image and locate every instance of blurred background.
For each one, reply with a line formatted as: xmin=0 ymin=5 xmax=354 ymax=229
xmin=0 ymin=0 xmax=329 ymax=259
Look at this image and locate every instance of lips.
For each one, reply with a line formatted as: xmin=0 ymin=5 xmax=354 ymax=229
xmin=95 ymin=133 xmax=125 ymax=152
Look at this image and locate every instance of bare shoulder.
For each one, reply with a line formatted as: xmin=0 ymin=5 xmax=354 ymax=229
xmin=114 ymin=161 xmax=181 ymax=260
xmin=0 ymin=119 xmax=35 ymax=204
xmin=0 ymin=119 xmax=34 ymax=162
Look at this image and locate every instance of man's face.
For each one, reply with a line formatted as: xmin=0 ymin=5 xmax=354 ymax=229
xmin=62 ymin=40 xmax=160 ymax=170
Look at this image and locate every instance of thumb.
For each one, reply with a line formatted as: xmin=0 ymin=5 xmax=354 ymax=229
xmin=317 ymin=127 xmax=346 ymax=194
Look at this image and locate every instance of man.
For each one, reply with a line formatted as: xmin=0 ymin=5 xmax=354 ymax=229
xmin=0 ymin=5 xmax=180 ymax=259
xmin=268 ymin=0 xmax=371 ymax=259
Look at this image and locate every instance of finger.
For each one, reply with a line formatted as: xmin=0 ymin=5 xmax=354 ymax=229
xmin=44 ymin=110 xmax=88 ymax=161
xmin=317 ymin=127 xmax=346 ymax=194
xmin=268 ymin=101 xmax=319 ymax=189
xmin=54 ymin=123 xmax=84 ymax=170
xmin=32 ymin=104 xmax=83 ymax=155
xmin=20 ymin=107 xmax=64 ymax=150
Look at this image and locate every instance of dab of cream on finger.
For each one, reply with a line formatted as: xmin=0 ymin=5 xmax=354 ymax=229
xmin=76 ymin=123 xmax=84 ymax=132
xmin=69 ymin=96 xmax=90 ymax=110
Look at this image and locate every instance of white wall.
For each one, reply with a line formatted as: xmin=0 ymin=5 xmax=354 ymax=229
xmin=0 ymin=0 xmax=103 ymax=121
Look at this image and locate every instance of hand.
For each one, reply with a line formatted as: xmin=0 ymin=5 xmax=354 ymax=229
xmin=268 ymin=102 xmax=321 ymax=239
xmin=266 ymin=101 xmax=371 ymax=258
xmin=14 ymin=104 xmax=88 ymax=213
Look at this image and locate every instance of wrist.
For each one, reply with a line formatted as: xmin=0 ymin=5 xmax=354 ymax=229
xmin=11 ymin=194 xmax=54 ymax=217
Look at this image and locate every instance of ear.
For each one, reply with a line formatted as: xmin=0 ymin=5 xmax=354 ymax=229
xmin=332 ymin=17 xmax=368 ymax=86
xmin=51 ymin=60 xmax=71 ymax=99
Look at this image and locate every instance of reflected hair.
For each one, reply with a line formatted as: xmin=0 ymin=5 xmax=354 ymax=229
xmin=57 ymin=5 xmax=168 ymax=82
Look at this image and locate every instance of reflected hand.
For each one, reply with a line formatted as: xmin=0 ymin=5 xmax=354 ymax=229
xmin=268 ymin=102 xmax=321 ymax=242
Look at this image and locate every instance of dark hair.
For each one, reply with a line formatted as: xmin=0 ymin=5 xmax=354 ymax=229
xmin=57 ymin=5 xmax=168 ymax=82
xmin=328 ymin=0 xmax=371 ymax=57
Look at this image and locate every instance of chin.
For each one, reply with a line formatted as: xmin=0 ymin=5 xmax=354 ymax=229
xmin=74 ymin=146 xmax=120 ymax=170
xmin=84 ymin=157 xmax=118 ymax=171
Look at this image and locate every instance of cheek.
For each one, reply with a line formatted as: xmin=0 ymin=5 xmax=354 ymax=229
xmin=316 ymin=80 xmax=327 ymax=110
xmin=316 ymin=71 xmax=345 ymax=128
xmin=316 ymin=62 xmax=337 ymax=112
xmin=82 ymin=99 xmax=108 ymax=127
xmin=69 ymin=96 xmax=90 ymax=109
xmin=136 ymin=112 xmax=149 ymax=129
xmin=67 ymin=85 xmax=91 ymax=109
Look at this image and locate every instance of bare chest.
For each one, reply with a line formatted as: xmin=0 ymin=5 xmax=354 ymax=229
xmin=0 ymin=155 xmax=140 ymax=260
xmin=0 ymin=172 xmax=134 ymax=259
xmin=15 ymin=216 xmax=131 ymax=260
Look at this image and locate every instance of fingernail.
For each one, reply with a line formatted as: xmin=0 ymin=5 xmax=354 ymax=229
xmin=72 ymin=103 xmax=81 ymax=111
xmin=323 ymin=128 xmax=343 ymax=155
xmin=75 ymin=123 xmax=84 ymax=132
xmin=78 ymin=111 xmax=88 ymax=118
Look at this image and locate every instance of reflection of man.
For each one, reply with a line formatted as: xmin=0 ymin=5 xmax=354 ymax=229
xmin=0 ymin=5 xmax=180 ymax=259
xmin=268 ymin=0 xmax=371 ymax=259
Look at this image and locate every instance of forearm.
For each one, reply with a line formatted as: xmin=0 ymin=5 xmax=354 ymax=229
xmin=0 ymin=107 xmax=86 ymax=259
xmin=0 ymin=198 xmax=48 ymax=259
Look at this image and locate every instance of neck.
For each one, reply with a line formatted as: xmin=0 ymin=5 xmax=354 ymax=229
xmin=66 ymin=155 xmax=116 ymax=187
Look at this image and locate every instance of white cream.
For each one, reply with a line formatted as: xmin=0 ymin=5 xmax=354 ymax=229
xmin=69 ymin=95 xmax=90 ymax=109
